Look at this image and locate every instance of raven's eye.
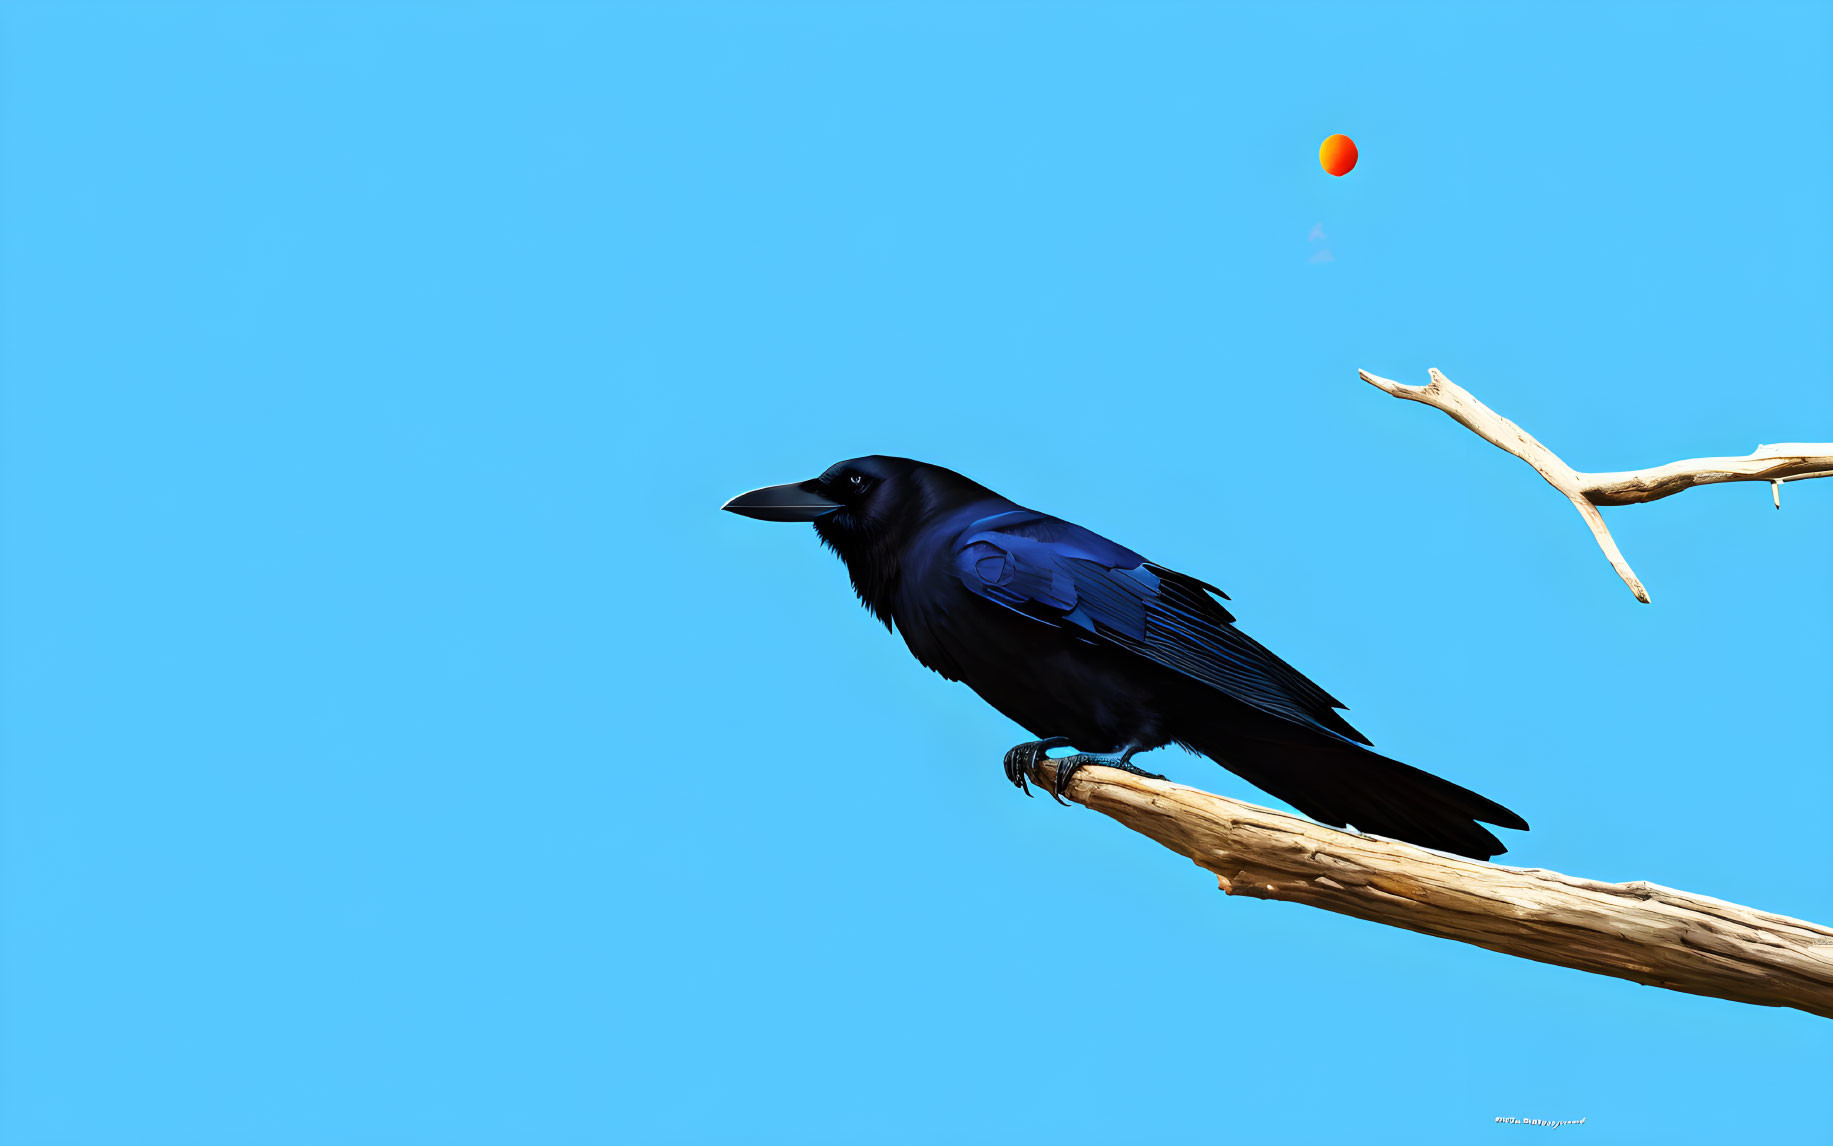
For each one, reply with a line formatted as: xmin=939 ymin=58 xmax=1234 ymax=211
xmin=849 ymin=475 xmax=866 ymax=489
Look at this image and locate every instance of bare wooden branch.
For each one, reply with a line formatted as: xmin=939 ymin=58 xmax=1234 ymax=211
xmin=1578 ymin=444 xmax=1833 ymax=505
xmin=1026 ymin=756 xmax=1833 ymax=1020
xmin=1360 ymin=367 xmax=1833 ymax=603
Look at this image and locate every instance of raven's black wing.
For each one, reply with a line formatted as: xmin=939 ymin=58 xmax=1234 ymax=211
xmin=951 ymin=509 xmax=1370 ymax=745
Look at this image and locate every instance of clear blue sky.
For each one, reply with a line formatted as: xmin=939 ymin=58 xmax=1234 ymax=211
xmin=3 ymin=4 xmax=1829 ymax=1143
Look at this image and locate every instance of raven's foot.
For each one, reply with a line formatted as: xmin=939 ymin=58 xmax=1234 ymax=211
xmin=1002 ymin=740 xmax=1164 ymax=806
xmin=1002 ymin=737 xmax=1074 ymax=798
xmin=1048 ymin=746 xmax=1164 ymax=804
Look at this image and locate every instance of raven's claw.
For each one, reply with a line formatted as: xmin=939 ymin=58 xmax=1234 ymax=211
xmin=1002 ymin=740 xmax=1164 ymax=806
xmin=1002 ymin=737 xmax=1074 ymax=797
xmin=1050 ymin=750 xmax=1166 ymax=802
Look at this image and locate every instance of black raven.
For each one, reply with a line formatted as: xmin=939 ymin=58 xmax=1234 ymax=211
xmin=724 ymin=455 xmax=1528 ymax=860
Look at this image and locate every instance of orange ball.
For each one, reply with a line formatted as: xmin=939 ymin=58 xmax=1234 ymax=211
xmin=1319 ymin=133 xmax=1358 ymax=177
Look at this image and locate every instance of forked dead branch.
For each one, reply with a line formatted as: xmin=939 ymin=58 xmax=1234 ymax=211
xmin=1359 ymin=368 xmax=1833 ymax=602
xmin=1024 ymin=756 xmax=1833 ymax=1020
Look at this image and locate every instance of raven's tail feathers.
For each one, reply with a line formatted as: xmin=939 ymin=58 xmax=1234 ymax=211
xmin=1186 ymin=734 xmax=1530 ymax=861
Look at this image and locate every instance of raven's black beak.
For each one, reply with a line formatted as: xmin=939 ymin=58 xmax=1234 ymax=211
xmin=721 ymin=480 xmax=844 ymax=522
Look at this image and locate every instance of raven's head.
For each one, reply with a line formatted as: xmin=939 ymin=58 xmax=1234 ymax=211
xmin=723 ymin=455 xmax=999 ymax=624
